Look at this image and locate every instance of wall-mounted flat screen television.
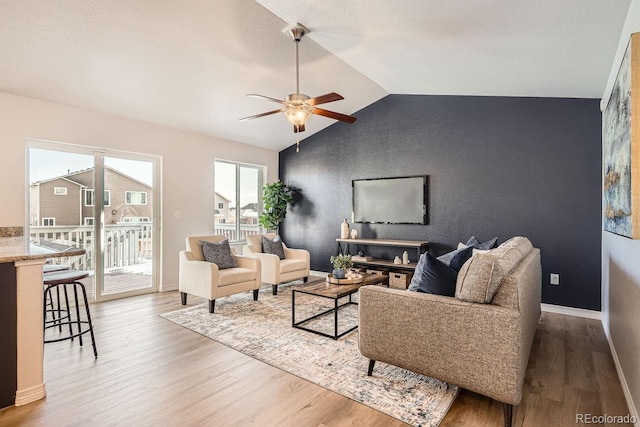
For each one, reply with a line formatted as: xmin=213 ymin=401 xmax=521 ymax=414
xmin=352 ymin=175 xmax=427 ymax=224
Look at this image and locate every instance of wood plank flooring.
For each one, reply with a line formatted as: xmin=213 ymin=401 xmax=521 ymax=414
xmin=0 ymin=291 xmax=632 ymax=427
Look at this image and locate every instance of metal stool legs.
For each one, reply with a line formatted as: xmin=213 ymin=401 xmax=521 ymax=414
xmin=43 ymin=272 xmax=97 ymax=358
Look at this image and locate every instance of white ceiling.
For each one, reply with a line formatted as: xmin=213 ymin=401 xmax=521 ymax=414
xmin=0 ymin=0 xmax=631 ymax=151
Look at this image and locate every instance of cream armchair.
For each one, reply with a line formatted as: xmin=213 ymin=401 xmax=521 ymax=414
xmin=243 ymin=233 xmax=310 ymax=295
xmin=179 ymin=236 xmax=261 ymax=313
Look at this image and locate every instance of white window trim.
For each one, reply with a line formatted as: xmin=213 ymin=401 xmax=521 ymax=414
xmin=84 ymin=218 xmax=94 ymax=226
xmin=43 ymin=217 xmax=55 ymax=226
xmin=104 ymin=190 xmax=111 ymax=207
xmin=217 ymin=202 xmax=224 ymax=209
xmin=54 ymin=187 xmax=67 ymax=195
xmin=125 ymin=191 xmax=147 ymax=205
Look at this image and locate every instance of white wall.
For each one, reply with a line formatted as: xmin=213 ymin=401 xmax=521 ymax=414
xmin=601 ymin=0 xmax=640 ymax=420
xmin=0 ymin=92 xmax=279 ymax=290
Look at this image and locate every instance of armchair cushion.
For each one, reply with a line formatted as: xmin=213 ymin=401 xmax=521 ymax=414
xmin=200 ymin=239 xmax=237 ymax=269
xmin=218 ymin=267 xmax=257 ymax=286
xmin=280 ymin=258 xmax=308 ymax=274
xmin=261 ymin=235 xmax=285 ymax=259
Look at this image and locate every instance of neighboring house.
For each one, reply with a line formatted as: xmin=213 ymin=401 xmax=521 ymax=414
xmin=240 ymin=202 xmax=259 ymax=225
xmin=214 ymin=192 xmax=231 ymax=224
xmin=30 ymin=166 xmax=152 ymax=226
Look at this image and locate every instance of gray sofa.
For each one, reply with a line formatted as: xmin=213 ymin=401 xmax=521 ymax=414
xmin=358 ymin=236 xmax=541 ymax=427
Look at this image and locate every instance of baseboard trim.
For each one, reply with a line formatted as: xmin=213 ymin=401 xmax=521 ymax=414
xmin=605 ymin=329 xmax=640 ymax=427
xmin=15 ymin=383 xmax=46 ymax=406
xmin=160 ymin=283 xmax=178 ymax=292
xmin=541 ymin=303 xmax=601 ymax=320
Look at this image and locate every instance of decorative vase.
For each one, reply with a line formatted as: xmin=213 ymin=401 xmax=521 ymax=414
xmin=393 ymin=256 xmax=402 ymax=265
xmin=351 ymin=229 xmax=358 ymax=239
xmin=403 ymin=251 xmax=409 ymax=264
xmin=332 ymin=269 xmax=346 ymax=279
xmin=341 ymin=219 xmax=350 ymax=239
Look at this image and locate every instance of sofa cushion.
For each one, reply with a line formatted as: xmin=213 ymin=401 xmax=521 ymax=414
xmin=262 ymin=235 xmax=286 ymax=259
xmin=218 ymin=267 xmax=256 ymax=286
xmin=416 ymin=253 xmax=458 ymax=297
xmin=200 ymin=239 xmax=237 ymax=269
xmin=456 ymin=236 xmax=533 ymax=303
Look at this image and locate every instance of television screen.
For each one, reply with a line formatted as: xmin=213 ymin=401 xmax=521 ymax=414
xmin=352 ymin=175 xmax=427 ymax=224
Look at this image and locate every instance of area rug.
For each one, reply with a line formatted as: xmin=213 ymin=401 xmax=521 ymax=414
xmin=160 ymin=280 xmax=458 ymax=427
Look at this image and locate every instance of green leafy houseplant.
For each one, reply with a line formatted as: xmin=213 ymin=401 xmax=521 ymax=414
xmin=330 ymin=254 xmax=353 ymax=279
xmin=259 ymin=181 xmax=293 ymax=231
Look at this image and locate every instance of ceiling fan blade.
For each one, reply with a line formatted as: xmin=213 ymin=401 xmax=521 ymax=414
xmin=246 ymin=94 xmax=284 ymax=104
xmin=312 ymin=108 xmax=357 ymax=124
xmin=307 ymin=92 xmax=344 ymax=106
xmin=293 ymin=124 xmax=305 ymax=133
xmin=239 ymin=109 xmax=285 ymax=121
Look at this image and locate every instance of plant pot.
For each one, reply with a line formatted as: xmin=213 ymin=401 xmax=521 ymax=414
xmin=332 ymin=269 xmax=346 ymax=279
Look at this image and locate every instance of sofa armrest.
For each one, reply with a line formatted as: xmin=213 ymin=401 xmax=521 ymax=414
xmin=179 ymin=250 xmax=220 ymax=299
xmin=242 ymin=244 xmax=260 ymax=255
xmin=233 ymin=254 xmax=262 ymax=286
xmin=283 ymin=245 xmax=310 ymax=275
xmin=241 ymin=252 xmax=279 ymax=284
xmin=359 ymin=285 xmax=526 ymax=404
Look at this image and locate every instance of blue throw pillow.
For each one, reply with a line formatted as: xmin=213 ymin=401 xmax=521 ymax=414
xmin=200 ymin=239 xmax=237 ymax=269
xmin=416 ymin=253 xmax=457 ymax=297
xmin=465 ymin=236 xmax=498 ymax=250
xmin=408 ymin=252 xmax=427 ymax=292
xmin=436 ymin=245 xmax=473 ymax=271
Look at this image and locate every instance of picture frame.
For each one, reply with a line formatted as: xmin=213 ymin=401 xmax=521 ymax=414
xmin=603 ymin=32 xmax=640 ymax=239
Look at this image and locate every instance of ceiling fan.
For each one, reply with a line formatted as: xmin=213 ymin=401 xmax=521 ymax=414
xmin=240 ymin=23 xmax=356 ymax=151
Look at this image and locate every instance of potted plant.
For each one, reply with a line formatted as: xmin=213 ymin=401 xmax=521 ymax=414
xmin=330 ymin=254 xmax=353 ymax=279
xmin=259 ymin=181 xmax=293 ymax=232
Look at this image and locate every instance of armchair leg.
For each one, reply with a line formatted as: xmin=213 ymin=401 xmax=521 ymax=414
xmin=253 ymin=289 xmax=259 ymax=301
xmin=503 ymin=403 xmax=513 ymax=427
xmin=208 ymin=300 xmax=215 ymax=313
xmin=180 ymin=292 xmax=187 ymax=305
xmin=272 ymin=285 xmax=278 ymax=295
xmin=303 ymin=276 xmax=309 ymax=283
xmin=367 ymin=359 xmax=376 ymax=376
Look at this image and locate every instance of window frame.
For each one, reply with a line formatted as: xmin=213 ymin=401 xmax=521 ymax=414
xmin=43 ymin=217 xmax=55 ymax=226
xmin=125 ymin=191 xmax=147 ymax=205
xmin=54 ymin=187 xmax=67 ymax=195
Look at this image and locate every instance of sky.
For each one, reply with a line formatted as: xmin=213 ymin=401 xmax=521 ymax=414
xmin=30 ymin=149 xmax=153 ymax=186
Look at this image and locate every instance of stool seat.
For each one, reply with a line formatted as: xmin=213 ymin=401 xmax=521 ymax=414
xmin=44 ymin=271 xmax=89 ymax=285
xmin=43 ymin=264 xmax=71 ymax=274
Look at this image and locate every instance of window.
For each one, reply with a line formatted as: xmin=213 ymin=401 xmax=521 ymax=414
xmin=214 ymin=160 xmax=264 ymax=242
xmin=85 ymin=189 xmax=111 ymax=206
xmin=54 ymin=187 xmax=67 ymax=195
xmin=125 ymin=191 xmax=147 ymax=205
xmin=43 ymin=218 xmax=55 ymax=226
xmin=84 ymin=218 xmax=94 ymax=226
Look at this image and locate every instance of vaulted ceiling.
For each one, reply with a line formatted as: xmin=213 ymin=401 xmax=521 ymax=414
xmin=0 ymin=0 xmax=631 ymax=151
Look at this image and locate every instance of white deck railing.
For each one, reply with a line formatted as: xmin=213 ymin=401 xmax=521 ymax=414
xmin=213 ymin=223 xmax=261 ymax=242
xmin=30 ymin=224 xmax=153 ymax=270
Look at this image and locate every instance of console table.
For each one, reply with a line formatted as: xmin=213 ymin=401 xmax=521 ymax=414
xmin=336 ymin=238 xmax=429 ymax=271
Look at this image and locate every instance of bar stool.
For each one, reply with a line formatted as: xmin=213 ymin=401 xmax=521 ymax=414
xmin=43 ymin=270 xmax=98 ymax=358
xmin=43 ymin=263 xmax=71 ymax=330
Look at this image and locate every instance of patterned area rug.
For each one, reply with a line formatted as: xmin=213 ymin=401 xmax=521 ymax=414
xmin=161 ymin=279 xmax=458 ymax=427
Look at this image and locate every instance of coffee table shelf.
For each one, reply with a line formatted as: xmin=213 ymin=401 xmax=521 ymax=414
xmin=291 ymin=273 xmax=387 ymax=340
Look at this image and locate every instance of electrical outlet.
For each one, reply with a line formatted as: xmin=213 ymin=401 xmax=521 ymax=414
xmin=550 ymin=273 xmax=560 ymax=285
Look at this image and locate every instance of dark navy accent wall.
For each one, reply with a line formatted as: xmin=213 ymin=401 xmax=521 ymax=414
xmin=279 ymin=95 xmax=602 ymax=310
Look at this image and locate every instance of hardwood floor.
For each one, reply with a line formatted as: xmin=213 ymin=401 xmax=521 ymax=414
xmin=0 ymin=291 xmax=632 ymax=427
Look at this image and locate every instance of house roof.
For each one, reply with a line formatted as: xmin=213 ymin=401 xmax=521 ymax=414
xmin=0 ymin=1 xmax=631 ymax=151
xmin=32 ymin=165 xmax=152 ymax=189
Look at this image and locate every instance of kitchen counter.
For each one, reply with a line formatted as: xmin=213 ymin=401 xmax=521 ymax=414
xmin=0 ymin=228 xmax=86 ymax=408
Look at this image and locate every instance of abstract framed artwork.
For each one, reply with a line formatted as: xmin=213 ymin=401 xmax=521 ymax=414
xmin=603 ymin=32 xmax=640 ymax=239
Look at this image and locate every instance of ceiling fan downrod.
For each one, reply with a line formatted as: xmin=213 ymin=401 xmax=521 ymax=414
xmin=288 ymin=24 xmax=308 ymax=95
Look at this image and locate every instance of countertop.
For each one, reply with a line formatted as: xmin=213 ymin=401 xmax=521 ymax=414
xmin=0 ymin=237 xmax=85 ymax=263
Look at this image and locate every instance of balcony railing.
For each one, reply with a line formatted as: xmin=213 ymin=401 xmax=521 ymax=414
xmin=213 ymin=223 xmax=261 ymax=242
xmin=30 ymin=224 xmax=153 ymax=271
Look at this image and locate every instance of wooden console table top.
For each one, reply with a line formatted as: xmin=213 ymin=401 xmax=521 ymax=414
xmin=336 ymin=238 xmax=429 ymax=248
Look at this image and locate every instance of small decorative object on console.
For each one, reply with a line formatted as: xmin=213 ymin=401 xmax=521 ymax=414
xmin=402 ymin=251 xmax=409 ymax=264
xmin=393 ymin=256 xmax=402 ymax=265
xmin=341 ymin=218 xmax=350 ymax=239
xmin=351 ymin=229 xmax=358 ymax=239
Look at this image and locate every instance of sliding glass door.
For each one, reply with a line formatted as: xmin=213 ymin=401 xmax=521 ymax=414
xmin=27 ymin=140 xmax=160 ymax=302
